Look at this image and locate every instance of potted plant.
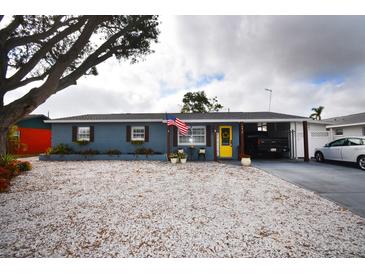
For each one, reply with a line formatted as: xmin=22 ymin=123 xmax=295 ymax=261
xmin=241 ymin=154 xmax=251 ymax=166
xmin=169 ymin=152 xmax=178 ymax=164
xmin=178 ymin=152 xmax=187 ymax=164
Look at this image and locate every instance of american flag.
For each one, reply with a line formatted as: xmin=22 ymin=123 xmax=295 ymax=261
xmin=166 ymin=114 xmax=189 ymax=135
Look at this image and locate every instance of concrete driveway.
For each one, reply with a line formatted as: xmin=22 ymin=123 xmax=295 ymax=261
xmin=253 ymin=159 xmax=365 ymax=218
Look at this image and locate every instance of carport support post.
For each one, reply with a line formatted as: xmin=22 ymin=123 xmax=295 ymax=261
xmin=213 ymin=126 xmax=217 ymax=161
xmin=166 ymin=125 xmax=170 ymax=160
xmin=239 ymin=122 xmax=244 ymax=160
xmin=303 ymin=121 xmax=309 ymax=162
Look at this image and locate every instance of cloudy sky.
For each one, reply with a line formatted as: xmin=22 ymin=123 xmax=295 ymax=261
xmin=5 ymin=15 xmax=365 ymax=119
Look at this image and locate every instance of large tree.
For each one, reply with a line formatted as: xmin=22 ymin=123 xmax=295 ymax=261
xmin=0 ymin=15 xmax=159 ymax=154
xmin=310 ymin=106 xmax=325 ymax=120
xmin=181 ymin=91 xmax=223 ymax=113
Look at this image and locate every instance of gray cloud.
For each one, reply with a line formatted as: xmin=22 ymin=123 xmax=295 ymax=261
xmin=5 ymin=16 xmax=365 ymax=119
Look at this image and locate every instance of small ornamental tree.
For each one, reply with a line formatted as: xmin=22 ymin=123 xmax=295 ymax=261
xmin=0 ymin=15 xmax=159 ymax=154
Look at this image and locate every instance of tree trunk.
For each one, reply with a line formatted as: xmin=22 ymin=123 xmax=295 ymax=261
xmin=0 ymin=126 xmax=7 ymax=155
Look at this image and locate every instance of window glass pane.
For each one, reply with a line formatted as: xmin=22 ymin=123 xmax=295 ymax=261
xmin=221 ymin=128 xmax=230 ymax=145
xmin=77 ymin=127 xmax=90 ymax=141
xmin=335 ymin=128 xmax=343 ymax=135
xmin=330 ymin=138 xmax=346 ymax=147
xmin=178 ymin=126 xmax=205 ymax=145
xmin=348 ymin=138 xmax=362 ymax=146
xmin=131 ymin=127 xmax=145 ymax=140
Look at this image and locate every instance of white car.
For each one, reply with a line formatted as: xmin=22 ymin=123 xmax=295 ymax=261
xmin=314 ymin=137 xmax=365 ymax=170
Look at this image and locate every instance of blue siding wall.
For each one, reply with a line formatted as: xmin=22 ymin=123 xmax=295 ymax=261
xmin=51 ymin=122 xmax=241 ymax=160
xmin=52 ymin=122 xmax=167 ymax=154
xmin=170 ymin=122 xmax=239 ymax=160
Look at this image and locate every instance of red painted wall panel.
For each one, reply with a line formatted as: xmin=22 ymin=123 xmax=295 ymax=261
xmin=17 ymin=128 xmax=51 ymax=154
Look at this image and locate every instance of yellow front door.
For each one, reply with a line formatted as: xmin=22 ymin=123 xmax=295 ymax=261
xmin=219 ymin=126 xmax=233 ymax=158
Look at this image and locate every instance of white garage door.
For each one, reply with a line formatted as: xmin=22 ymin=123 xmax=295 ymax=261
xmin=309 ymin=131 xmax=330 ymax=157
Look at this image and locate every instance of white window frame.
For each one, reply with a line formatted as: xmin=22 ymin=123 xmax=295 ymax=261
xmin=178 ymin=126 xmax=206 ymax=146
xmin=77 ymin=126 xmax=91 ymax=141
xmin=131 ymin=126 xmax=145 ymax=141
xmin=257 ymin=122 xmax=268 ymax=132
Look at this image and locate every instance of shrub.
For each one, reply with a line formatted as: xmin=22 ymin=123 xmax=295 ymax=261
xmin=0 ymin=178 xmax=10 ymax=193
xmin=135 ymin=147 xmax=154 ymax=155
xmin=145 ymin=148 xmax=154 ymax=155
xmin=49 ymin=144 xmax=73 ymax=155
xmin=5 ymin=161 xmax=20 ymax=177
xmin=17 ymin=161 xmax=32 ymax=172
xmin=0 ymin=154 xmax=15 ymax=167
xmin=80 ymin=149 xmax=99 ymax=155
xmin=74 ymin=140 xmax=90 ymax=145
xmin=106 ymin=149 xmax=122 ymax=155
xmin=131 ymin=140 xmax=144 ymax=145
xmin=0 ymin=167 xmax=11 ymax=180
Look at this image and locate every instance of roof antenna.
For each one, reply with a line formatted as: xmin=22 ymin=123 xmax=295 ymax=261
xmin=47 ymin=111 xmax=50 ymax=118
xmin=265 ymin=88 xmax=272 ymax=112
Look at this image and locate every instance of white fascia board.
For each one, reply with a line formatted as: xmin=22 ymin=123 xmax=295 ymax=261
xmin=46 ymin=118 xmax=309 ymax=124
xmin=162 ymin=118 xmax=307 ymax=123
xmin=44 ymin=119 xmax=163 ymax=123
xmin=326 ymin=122 xmax=365 ymax=129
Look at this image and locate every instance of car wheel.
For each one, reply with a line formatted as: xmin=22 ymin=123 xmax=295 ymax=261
xmin=358 ymin=155 xmax=365 ymax=171
xmin=315 ymin=151 xmax=324 ymax=162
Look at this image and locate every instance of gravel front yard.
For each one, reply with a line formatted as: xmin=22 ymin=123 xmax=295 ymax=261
xmin=1 ymin=159 xmax=364 ymax=257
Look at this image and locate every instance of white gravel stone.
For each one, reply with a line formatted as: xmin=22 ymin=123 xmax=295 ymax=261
xmin=0 ymin=158 xmax=364 ymax=257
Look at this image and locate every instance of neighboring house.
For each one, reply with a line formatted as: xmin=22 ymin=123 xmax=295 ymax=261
xmin=12 ymin=114 xmax=51 ymax=154
xmin=324 ymin=112 xmax=365 ymax=140
xmin=45 ymin=112 xmax=330 ymax=160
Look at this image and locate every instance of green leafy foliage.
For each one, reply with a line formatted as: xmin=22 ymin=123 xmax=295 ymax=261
xmin=169 ymin=152 xmax=178 ymax=159
xmin=74 ymin=140 xmax=90 ymax=145
xmin=48 ymin=144 xmax=73 ymax=155
xmin=106 ymin=149 xmax=122 ymax=155
xmin=181 ymin=91 xmax=224 ymax=113
xmin=17 ymin=161 xmax=32 ymax=171
xmin=135 ymin=147 xmax=154 ymax=155
xmin=310 ymin=106 xmax=325 ymax=120
xmin=0 ymin=154 xmax=16 ymax=166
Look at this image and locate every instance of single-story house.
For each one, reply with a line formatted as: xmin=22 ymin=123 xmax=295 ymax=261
xmin=324 ymin=112 xmax=365 ymax=140
xmin=45 ymin=112 xmax=330 ymax=161
xmin=10 ymin=114 xmax=51 ymax=154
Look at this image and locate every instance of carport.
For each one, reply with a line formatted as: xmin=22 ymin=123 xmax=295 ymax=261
xmin=244 ymin=122 xmax=291 ymax=159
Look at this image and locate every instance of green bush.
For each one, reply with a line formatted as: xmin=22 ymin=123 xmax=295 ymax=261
xmin=74 ymin=140 xmax=90 ymax=145
xmin=106 ymin=149 xmax=122 ymax=155
xmin=135 ymin=147 xmax=154 ymax=155
xmin=17 ymin=161 xmax=32 ymax=172
xmin=48 ymin=144 xmax=73 ymax=155
xmin=131 ymin=140 xmax=144 ymax=145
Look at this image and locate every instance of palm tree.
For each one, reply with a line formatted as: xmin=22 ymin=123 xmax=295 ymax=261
xmin=310 ymin=106 xmax=325 ymax=120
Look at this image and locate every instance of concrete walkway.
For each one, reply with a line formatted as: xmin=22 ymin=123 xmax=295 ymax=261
xmin=252 ymin=159 xmax=365 ymax=218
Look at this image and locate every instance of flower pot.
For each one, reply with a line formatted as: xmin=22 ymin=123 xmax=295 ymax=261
xmin=241 ymin=157 xmax=251 ymax=166
xmin=180 ymin=158 xmax=187 ymax=164
xmin=170 ymin=158 xmax=178 ymax=164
